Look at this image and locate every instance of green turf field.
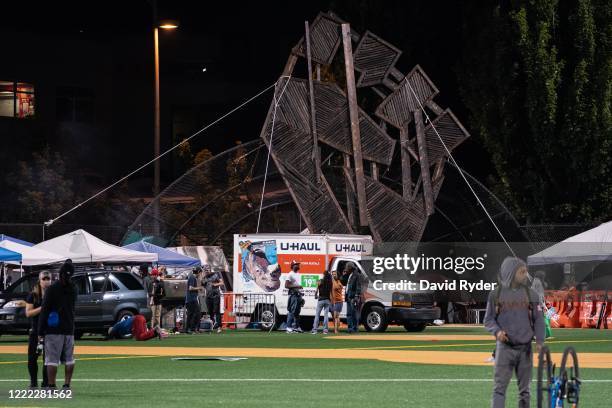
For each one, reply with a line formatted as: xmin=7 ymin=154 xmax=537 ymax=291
xmin=0 ymin=326 xmax=610 ymax=407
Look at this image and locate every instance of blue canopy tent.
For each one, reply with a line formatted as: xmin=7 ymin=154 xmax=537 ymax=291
xmin=0 ymin=234 xmax=34 ymax=247
xmin=122 ymin=240 xmax=201 ymax=267
xmin=0 ymin=247 xmax=22 ymax=262
xmin=0 ymin=247 xmax=21 ymax=291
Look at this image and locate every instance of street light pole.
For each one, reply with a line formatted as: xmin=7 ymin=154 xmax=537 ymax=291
xmin=150 ymin=0 xmax=178 ymax=238
xmin=153 ymin=23 xmax=161 ymax=236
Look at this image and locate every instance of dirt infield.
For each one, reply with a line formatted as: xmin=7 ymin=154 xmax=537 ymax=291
xmin=1 ymin=345 xmax=611 ymax=368
xmin=327 ymin=335 xmax=494 ymax=341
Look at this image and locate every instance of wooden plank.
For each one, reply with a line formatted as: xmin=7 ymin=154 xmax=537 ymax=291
xmin=399 ymin=126 xmax=412 ymax=199
xmin=282 ymin=54 xmax=298 ymax=77
xmin=344 ymin=154 xmax=356 ymax=228
xmin=433 ymin=159 xmax=445 ymax=182
xmin=305 ymin=21 xmax=322 ymax=181
xmin=371 ymin=86 xmax=387 ymax=99
xmin=414 ymin=110 xmax=434 ymax=216
xmin=342 ymin=23 xmax=368 ymax=227
xmin=371 ymin=162 xmax=379 ymax=180
xmin=426 ymin=100 xmax=444 ymax=116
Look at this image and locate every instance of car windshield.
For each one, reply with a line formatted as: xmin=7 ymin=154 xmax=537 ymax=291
xmin=4 ymin=275 xmax=37 ymax=294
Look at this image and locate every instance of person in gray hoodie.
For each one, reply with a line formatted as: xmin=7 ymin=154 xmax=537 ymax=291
xmin=484 ymin=257 xmax=545 ymax=408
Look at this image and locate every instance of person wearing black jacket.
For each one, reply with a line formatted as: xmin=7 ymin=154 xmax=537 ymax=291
xmin=25 ymin=271 xmax=52 ymax=388
xmin=38 ymin=261 xmax=77 ymax=390
xmin=150 ymin=269 xmax=164 ymax=329
xmin=344 ymin=264 xmax=362 ymax=333
xmin=203 ymin=266 xmax=224 ymax=333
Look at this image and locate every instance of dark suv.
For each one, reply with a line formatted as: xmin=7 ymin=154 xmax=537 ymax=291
xmin=0 ymin=270 xmax=151 ymax=338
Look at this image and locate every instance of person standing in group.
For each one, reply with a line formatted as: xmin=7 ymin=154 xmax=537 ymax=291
xmin=38 ymin=260 xmax=77 ymax=390
xmin=140 ymin=264 xmax=152 ymax=306
xmin=203 ymin=265 xmax=224 ymax=333
xmin=150 ymin=269 xmax=165 ymax=329
xmin=330 ymin=270 xmax=344 ymax=334
xmin=25 ymin=271 xmax=52 ymax=389
xmin=285 ymin=260 xmax=303 ymax=333
xmin=484 ymin=257 xmax=545 ymax=408
xmin=185 ymin=267 xmax=202 ymax=334
xmin=311 ymin=270 xmax=332 ymax=334
xmin=344 ymin=264 xmax=362 ymax=333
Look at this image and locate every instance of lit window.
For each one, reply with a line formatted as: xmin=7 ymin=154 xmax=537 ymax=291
xmin=0 ymin=81 xmax=35 ymax=118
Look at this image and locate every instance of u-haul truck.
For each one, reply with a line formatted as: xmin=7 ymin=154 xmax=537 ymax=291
xmin=233 ymin=233 xmax=440 ymax=332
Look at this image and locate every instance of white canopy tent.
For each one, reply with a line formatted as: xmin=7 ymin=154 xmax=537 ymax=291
xmin=0 ymin=240 xmax=67 ymax=266
xmin=528 ymin=220 xmax=612 ymax=266
xmin=34 ymin=229 xmax=158 ymax=264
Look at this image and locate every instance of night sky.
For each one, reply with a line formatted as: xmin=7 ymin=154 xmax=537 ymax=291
xmin=1 ymin=1 xmax=490 ymax=191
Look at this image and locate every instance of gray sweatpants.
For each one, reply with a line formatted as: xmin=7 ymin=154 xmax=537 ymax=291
xmin=492 ymin=341 xmax=532 ymax=408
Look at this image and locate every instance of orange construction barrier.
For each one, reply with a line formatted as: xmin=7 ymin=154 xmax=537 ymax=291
xmin=546 ymin=290 xmax=611 ymax=329
xmin=580 ymin=291 xmax=597 ymax=328
xmin=603 ymin=297 xmax=611 ymax=329
xmin=558 ymin=293 xmax=581 ymax=328
xmin=222 ymin=292 xmax=237 ymax=329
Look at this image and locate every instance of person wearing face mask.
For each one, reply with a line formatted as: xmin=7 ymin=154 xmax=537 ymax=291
xmin=484 ymin=257 xmax=545 ymax=408
xmin=25 ymin=271 xmax=52 ymax=389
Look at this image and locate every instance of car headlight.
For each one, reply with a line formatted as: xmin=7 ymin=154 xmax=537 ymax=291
xmin=391 ymin=292 xmax=412 ymax=308
xmin=3 ymin=300 xmax=26 ymax=308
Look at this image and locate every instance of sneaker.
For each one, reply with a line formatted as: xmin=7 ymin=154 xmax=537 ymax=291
xmin=62 ymin=384 xmax=71 ymax=390
xmin=286 ymin=328 xmax=294 ymax=333
xmin=294 ymin=328 xmax=303 ymax=333
xmin=29 ymin=384 xmax=38 ymax=390
xmin=485 ymin=356 xmax=495 ymax=363
xmin=323 ymin=330 xmax=328 ymax=334
xmin=310 ymin=330 xmax=317 ymax=334
xmin=216 ymin=328 xmax=222 ymax=333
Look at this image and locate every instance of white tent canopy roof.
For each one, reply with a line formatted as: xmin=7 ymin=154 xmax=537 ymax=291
xmin=528 ymin=220 xmax=612 ymax=266
xmin=0 ymin=240 xmax=67 ymax=266
xmin=34 ymin=229 xmax=158 ymax=264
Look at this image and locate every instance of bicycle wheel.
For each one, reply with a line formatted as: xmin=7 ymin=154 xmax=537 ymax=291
xmin=537 ymin=345 xmax=553 ymax=408
xmin=560 ymin=347 xmax=580 ymax=407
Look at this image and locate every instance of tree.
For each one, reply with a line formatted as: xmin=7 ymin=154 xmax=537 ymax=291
xmin=458 ymin=0 xmax=612 ymax=223
xmin=4 ymin=147 xmax=76 ymax=223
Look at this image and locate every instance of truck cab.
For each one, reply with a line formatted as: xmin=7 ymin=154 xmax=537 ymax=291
xmin=330 ymin=256 xmax=440 ymax=332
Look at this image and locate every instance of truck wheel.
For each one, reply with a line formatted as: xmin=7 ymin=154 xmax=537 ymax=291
xmin=404 ymin=322 xmax=427 ymax=332
xmin=115 ymin=309 xmax=135 ymax=339
xmin=254 ymin=305 xmax=278 ymax=331
xmin=364 ymin=306 xmax=388 ymax=332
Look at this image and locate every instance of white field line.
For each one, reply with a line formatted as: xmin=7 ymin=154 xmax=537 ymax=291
xmin=0 ymin=378 xmax=610 ymax=383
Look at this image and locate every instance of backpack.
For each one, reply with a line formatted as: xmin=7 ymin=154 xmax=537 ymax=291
xmin=47 ymin=310 xmax=60 ymax=328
